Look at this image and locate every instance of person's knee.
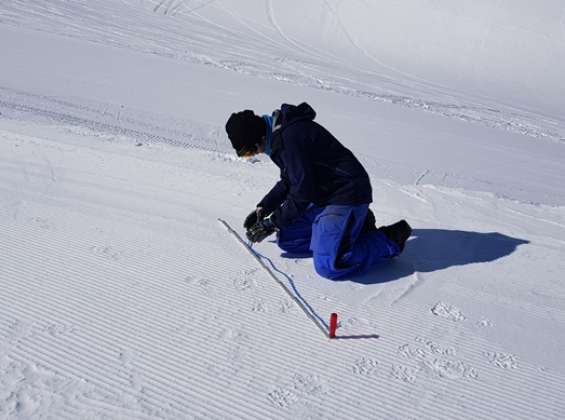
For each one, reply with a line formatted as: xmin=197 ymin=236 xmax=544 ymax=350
xmin=313 ymin=254 xmax=343 ymax=280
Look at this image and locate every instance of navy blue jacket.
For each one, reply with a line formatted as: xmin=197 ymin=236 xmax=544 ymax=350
xmin=259 ymin=103 xmax=372 ymax=228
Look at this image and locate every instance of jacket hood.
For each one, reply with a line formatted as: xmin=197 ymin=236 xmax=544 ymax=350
xmin=280 ymin=102 xmax=316 ymax=127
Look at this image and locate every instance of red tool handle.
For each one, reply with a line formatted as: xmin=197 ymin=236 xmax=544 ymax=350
xmin=329 ymin=313 xmax=338 ymax=339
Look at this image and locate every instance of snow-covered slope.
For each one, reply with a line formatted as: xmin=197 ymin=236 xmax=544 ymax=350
xmin=3 ymin=0 xmax=565 ymax=132
xmin=1 ymin=1 xmax=564 ymax=419
xmin=2 ymin=1 xmax=565 ymax=206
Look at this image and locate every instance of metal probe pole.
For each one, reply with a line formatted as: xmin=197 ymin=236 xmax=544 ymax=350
xmin=218 ymin=218 xmax=329 ymax=339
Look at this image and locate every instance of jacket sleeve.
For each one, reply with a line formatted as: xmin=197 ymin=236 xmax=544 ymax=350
xmin=271 ymin=135 xmax=316 ymax=228
xmin=257 ymin=172 xmax=289 ymax=215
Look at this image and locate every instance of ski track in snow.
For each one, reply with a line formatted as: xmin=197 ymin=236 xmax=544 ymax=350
xmin=1 ymin=1 xmax=564 ymax=143
xmin=0 ymin=87 xmax=225 ymax=154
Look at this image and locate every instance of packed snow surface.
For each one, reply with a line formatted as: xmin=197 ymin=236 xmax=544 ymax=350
xmin=1 ymin=1 xmax=564 ymax=419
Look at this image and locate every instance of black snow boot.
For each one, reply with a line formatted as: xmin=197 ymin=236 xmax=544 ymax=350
xmin=361 ymin=208 xmax=377 ymax=234
xmin=379 ymin=220 xmax=412 ymax=252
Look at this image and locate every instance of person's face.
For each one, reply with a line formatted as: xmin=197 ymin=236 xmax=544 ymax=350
xmin=236 ymin=138 xmax=265 ymax=158
xmin=256 ymin=141 xmax=265 ymax=154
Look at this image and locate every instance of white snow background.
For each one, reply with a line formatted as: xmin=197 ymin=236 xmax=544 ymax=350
xmin=1 ymin=1 xmax=565 ymax=419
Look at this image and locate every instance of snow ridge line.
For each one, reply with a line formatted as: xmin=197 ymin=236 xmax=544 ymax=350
xmin=0 ymin=99 xmax=209 ymax=150
xmin=3 ymin=81 xmax=563 ymax=150
xmin=2 ymin=215 xmax=564 ymax=419
xmin=1 ymin=276 xmax=411 ymax=419
xmin=0 ymin=261 xmax=283 ymax=418
xmin=4 ymin=279 xmax=561 ymax=420
xmin=4 ymin=287 xmax=562 ymax=420
xmin=2 ymin=2 xmax=564 ymax=143
xmin=0 ymin=221 xmax=312 ymax=331
xmin=2 ymin=197 xmax=556 ymax=378
xmin=2 ymin=120 xmax=565 ymax=418
xmin=2 ymin=196 xmax=562 ymax=376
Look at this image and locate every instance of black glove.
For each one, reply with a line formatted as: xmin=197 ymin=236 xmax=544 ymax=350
xmin=246 ymin=217 xmax=276 ymax=243
xmin=243 ymin=207 xmax=264 ymax=229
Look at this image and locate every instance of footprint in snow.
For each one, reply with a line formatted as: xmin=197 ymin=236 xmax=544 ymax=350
xmin=430 ymin=301 xmax=466 ymax=321
xmin=267 ymin=374 xmax=327 ymax=408
xmin=89 ymin=245 xmax=122 ymax=261
xmin=278 ymin=299 xmax=294 ymax=313
xmin=251 ymin=299 xmax=267 ymax=313
xmin=352 ymin=357 xmax=379 ymax=376
xmin=477 ymin=318 xmax=494 ymax=327
xmin=183 ymin=275 xmax=213 ymax=295
xmin=390 ymin=364 xmax=418 ymax=384
xmin=1 ymin=359 xmax=119 ymax=417
xmin=484 ymin=351 xmax=518 ymax=369
xmin=396 ymin=337 xmax=478 ymax=381
xmin=232 ymin=268 xmax=259 ymax=291
xmin=250 ymin=298 xmax=293 ymax=314
xmin=233 ymin=276 xmax=254 ymax=291
xmin=421 ymin=358 xmax=479 ymax=380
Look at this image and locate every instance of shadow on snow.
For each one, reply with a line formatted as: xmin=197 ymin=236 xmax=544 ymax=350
xmin=269 ymin=228 xmax=528 ymax=339
xmin=349 ymin=228 xmax=530 ymax=284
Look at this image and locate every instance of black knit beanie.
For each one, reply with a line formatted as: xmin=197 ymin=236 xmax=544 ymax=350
xmin=225 ymin=110 xmax=266 ymax=152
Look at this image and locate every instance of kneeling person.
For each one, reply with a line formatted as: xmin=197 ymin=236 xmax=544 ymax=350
xmin=225 ymin=102 xmax=411 ymax=279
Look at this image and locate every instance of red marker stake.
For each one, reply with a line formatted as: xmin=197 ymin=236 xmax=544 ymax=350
xmin=329 ymin=313 xmax=338 ymax=339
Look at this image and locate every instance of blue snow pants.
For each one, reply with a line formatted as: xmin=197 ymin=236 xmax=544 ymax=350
xmin=277 ymin=204 xmax=401 ymax=279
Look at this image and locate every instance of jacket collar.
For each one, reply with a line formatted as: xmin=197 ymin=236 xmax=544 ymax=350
xmin=272 ymin=109 xmax=282 ymax=132
xmin=270 ymin=110 xmax=284 ymax=156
